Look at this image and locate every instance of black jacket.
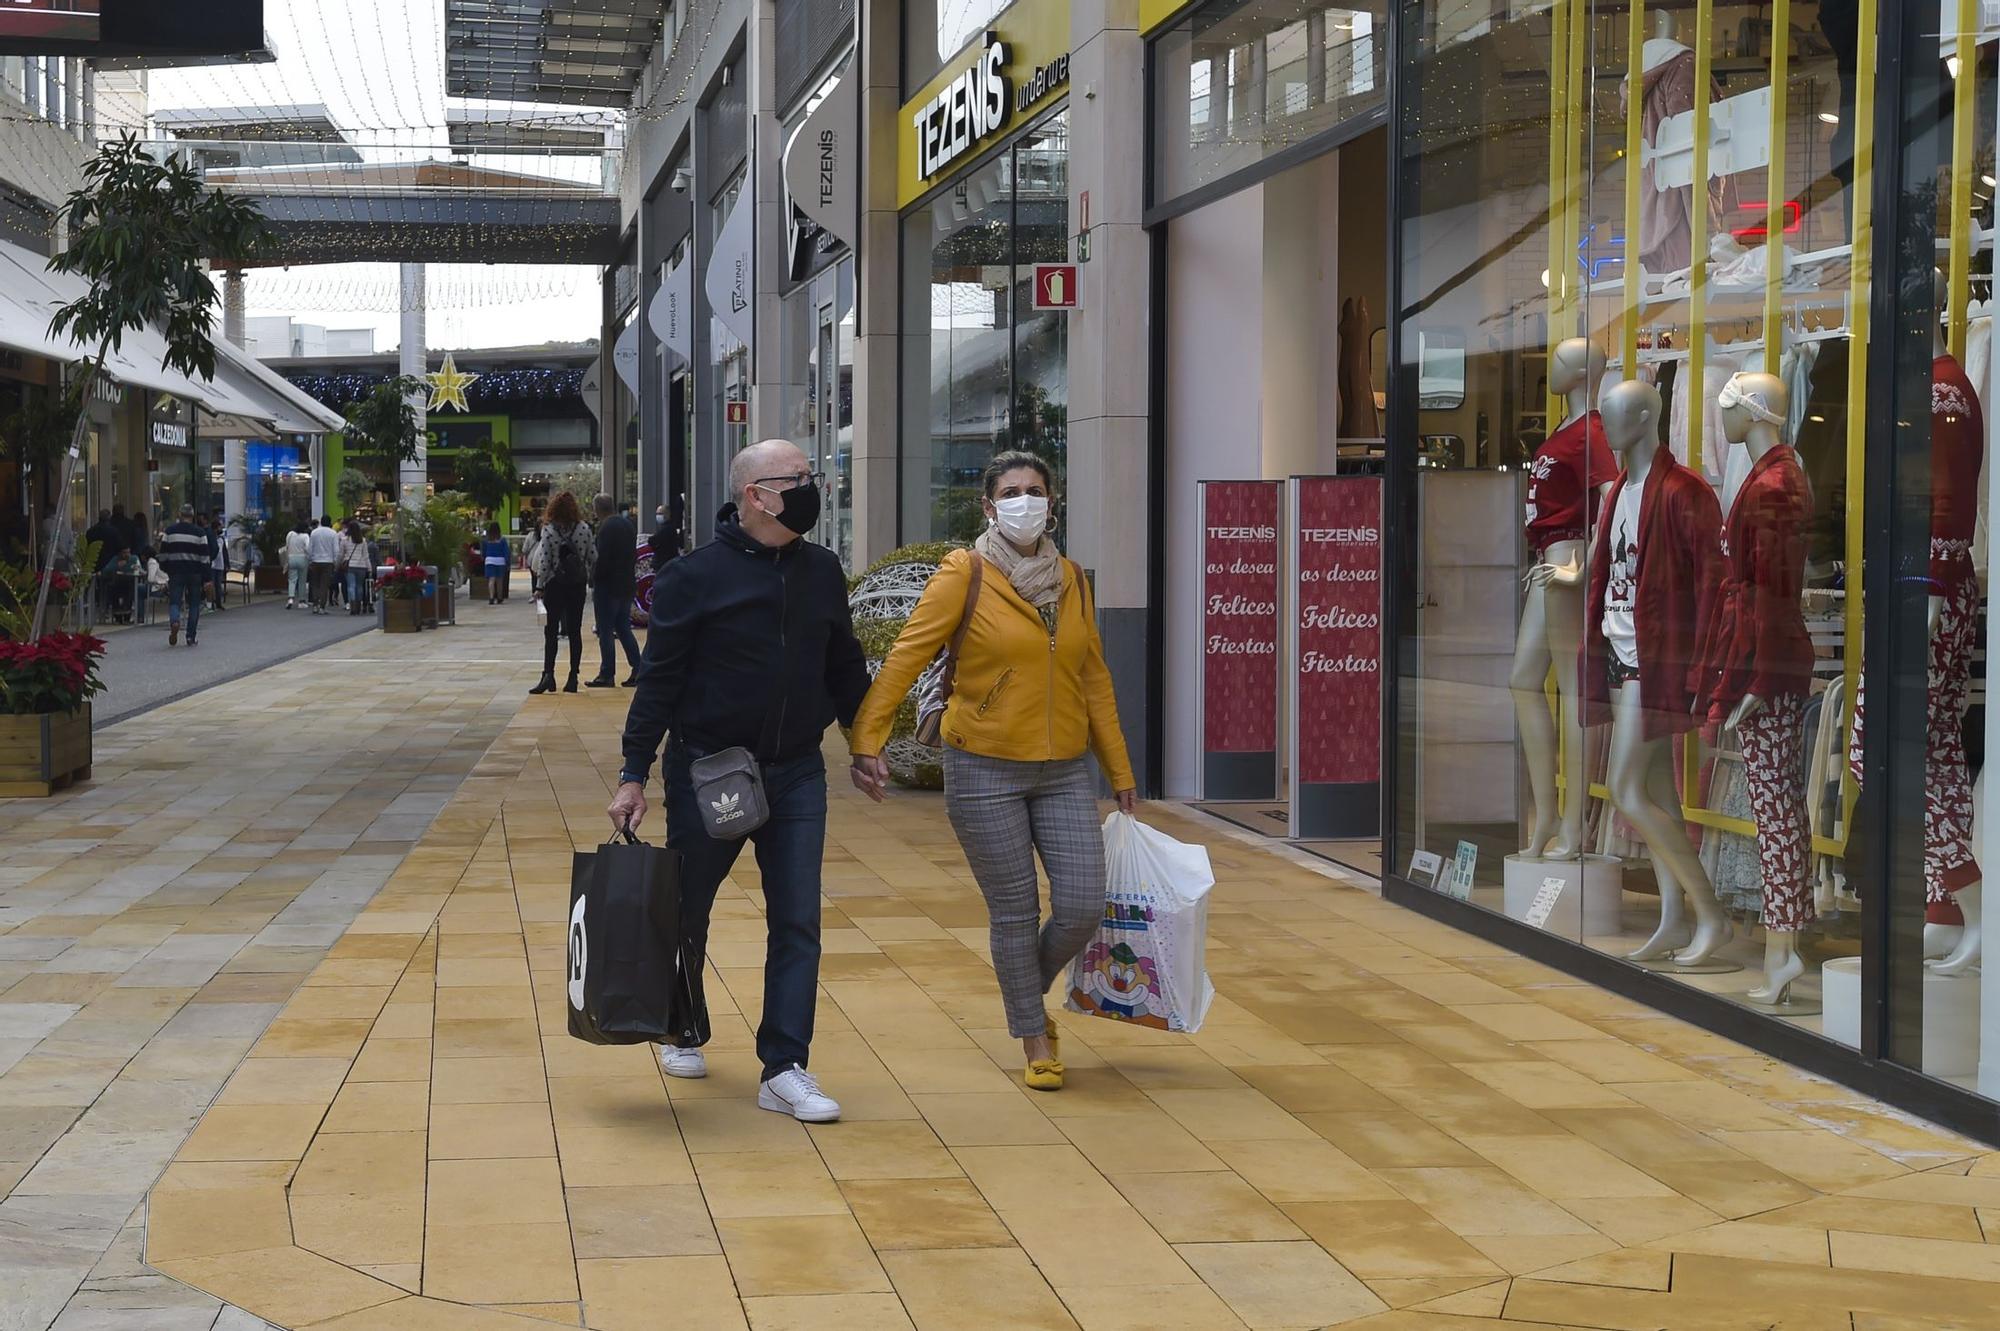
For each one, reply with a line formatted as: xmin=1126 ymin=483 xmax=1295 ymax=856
xmin=620 ymin=520 xmax=869 ymax=778
xmin=594 ymin=513 xmax=637 ymax=600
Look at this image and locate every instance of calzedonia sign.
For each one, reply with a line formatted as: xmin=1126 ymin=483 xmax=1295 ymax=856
xmin=899 ymin=0 xmax=1073 ymax=206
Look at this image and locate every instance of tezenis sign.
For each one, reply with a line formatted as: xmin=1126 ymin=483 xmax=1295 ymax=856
xmin=911 ymin=34 xmax=1010 ymax=183
xmin=900 ymin=4 xmax=1073 ymax=202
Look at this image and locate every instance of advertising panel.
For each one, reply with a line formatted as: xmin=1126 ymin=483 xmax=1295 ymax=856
xmin=1289 ymin=475 xmax=1382 ymax=839
xmin=1196 ymin=481 xmax=1281 ymax=800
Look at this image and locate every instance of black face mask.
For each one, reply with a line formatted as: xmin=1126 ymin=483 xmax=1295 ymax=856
xmin=766 ymin=482 xmax=820 ymax=536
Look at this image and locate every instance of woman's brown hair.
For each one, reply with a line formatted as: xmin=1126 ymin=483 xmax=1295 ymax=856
xmin=546 ymin=491 xmax=582 ymax=527
xmin=980 ymin=450 xmax=1054 ymax=499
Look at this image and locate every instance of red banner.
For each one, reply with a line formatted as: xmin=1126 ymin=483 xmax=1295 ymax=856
xmin=1295 ymin=476 xmax=1382 ymax=785
xmin=1201 ymin=482 xmax=1281 ymax=753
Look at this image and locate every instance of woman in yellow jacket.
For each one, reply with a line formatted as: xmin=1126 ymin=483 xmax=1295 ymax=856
xmin=851 ymin=452 xmax=1135 ymax=1091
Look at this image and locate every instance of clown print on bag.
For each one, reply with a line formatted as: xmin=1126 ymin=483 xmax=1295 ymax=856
xmin=1069 ymin=912 xmax=1172 ymax=1029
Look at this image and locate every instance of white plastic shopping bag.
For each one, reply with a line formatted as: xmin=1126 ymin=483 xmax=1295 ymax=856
xmin=1064 ymin=813 xmax=1215 ymax=1034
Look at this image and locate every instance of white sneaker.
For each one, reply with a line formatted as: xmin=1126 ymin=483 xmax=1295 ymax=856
xmin=656 ymin=1043 xmax=707 ymax=1079
xmin=758 ymin=1065 xmax=840 ymax=1122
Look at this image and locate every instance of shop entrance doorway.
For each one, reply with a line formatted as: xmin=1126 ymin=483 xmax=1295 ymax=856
xmin=1163 ymin=127 xmax=1390 ymax=878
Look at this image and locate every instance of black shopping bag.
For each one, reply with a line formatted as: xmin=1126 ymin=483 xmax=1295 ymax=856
xmin=567 ymin=827 xmax=708 ymax=1046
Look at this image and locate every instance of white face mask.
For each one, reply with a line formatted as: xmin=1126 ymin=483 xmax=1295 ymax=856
xmin=991 ymin=494 xmax=1050 ymax=545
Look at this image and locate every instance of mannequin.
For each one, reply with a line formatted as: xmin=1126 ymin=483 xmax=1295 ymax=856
xmin=1931 ymin=268 xmax=1985 ymax=974
xmin=1699 ymin=372 xmax=1817 ymax=1001
xmin=1584 ymin=380 xmax=1732 ymax=965
xmin=1514 ymin=338 xmax=1614 ymax=857
xmin=1643 ymin=9 xmax=1689 ymax=73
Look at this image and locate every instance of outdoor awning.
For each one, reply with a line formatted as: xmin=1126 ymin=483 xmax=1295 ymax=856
xmin=208 ymin=334 xmax=345 ymax=435
xmin=0 ymin=238 xmax=275 ymax=423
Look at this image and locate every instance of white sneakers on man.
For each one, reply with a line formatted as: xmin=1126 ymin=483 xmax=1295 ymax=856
xmin=656 ymin=1044 xmax=707 ymax=1079
xmin=758 ymin=1065 xmax=840 ymax=1122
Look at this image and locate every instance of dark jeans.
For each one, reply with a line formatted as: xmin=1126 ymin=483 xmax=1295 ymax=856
xmin=594 ymin=591 xmax=641 ymax=678
xmin=664 ymin=746 xmax=827 ymax=1081
xmin=542 ymin=588 xmax=585 ymax=676
xmin=166 ymin=573 xmax=203 ymax=640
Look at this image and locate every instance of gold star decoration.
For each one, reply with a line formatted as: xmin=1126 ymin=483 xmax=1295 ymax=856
xmin=425 ymin=354 xmax=480 ymax=413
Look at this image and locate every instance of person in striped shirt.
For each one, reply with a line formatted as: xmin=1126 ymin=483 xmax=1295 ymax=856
xmin=159 ymin=504 xmax=214 ymax=648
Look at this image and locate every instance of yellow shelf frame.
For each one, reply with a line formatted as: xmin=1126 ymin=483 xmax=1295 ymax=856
xmin=1543 ymin=0 xmax=1889 ymax=862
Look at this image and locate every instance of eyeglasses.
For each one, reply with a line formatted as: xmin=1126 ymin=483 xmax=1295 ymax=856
xmin=753 ymin=472 xmax=825 ymax=493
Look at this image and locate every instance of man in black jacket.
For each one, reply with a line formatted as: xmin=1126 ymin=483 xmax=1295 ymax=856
xmin=608 ymin=440 xmax=866 ymax=1123
xmin=586 ymin=493 xmax=642 ymax=688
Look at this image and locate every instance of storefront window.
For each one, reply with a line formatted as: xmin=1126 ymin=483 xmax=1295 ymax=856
xmin=903 ymin=0 xmax=1011 ymax=96
xmin=1391 ymin=0 xmax=1992 ymax=1107
xmin=784 ymin=259 xmax=856 ymax=567
xmin=1152 ymin=1 xmax=1386 ymax=205
xmin=901 ymin=110 xmax=1071 ymax=545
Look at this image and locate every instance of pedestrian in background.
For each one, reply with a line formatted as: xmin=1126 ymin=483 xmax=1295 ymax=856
xmin=345 ymin=522 xmax=372 ymax=614
xmin=208 ymin=511 xmax=229 ymax=612
xmin=587 ymin=493 xmax=640 ymax=688
xmin=482 ymin=522 xmax=511 ymax=605
xmin=307 ymin=514 xmax=339 ymax=614
xmin=159 ymin=504 xmax=212 ymax=648
xmin=284 ymin=519 xmax=310 ymax=609
xmin=851 ymin=450 xmax=1137 ymax=1093
xmin=529 ymin=491 xmax=594 ymax=694
xmin=607 ymin=440 xmax=867 ymax=1122
xmin=523 ymin=516 xmax=543 ymax=598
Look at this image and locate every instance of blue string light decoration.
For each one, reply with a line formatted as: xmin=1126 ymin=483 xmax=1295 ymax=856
xmin=286 ymin=366 xmax=586 ymax=412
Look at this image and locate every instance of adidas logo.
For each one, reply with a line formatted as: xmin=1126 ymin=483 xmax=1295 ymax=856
xmin=711 ymin=792 xmax=743 ymax=823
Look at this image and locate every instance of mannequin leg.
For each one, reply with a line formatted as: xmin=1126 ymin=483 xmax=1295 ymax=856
xmin=1748 ymin=933 xmax=1806 ymax=1003
xmin=1510 ymin=582 xmax=1559 ymax=857
xmin=1932 ymin=884 xmax=1983 ymax=974
xmin=1608 ymin=682 xmax=1728 ymax=964
xmin=1739 ymin=695 xmax=1813 ymax=1000
xmin=1933 ymin=768 xmax=1984 ymax=974
xmin=1543 ymin=576 xmax=1589 ymax=859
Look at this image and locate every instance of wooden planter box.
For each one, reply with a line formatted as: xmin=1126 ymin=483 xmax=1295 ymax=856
xmin=381 ymin=598 xmax=423 ymax=633
xmin=469 ymin=575 xmax=490 ymax=600
xmin=253 ymin=566 xmax=287 ymax=593
xmin=0 ymin=705 xmax=92 ymax=797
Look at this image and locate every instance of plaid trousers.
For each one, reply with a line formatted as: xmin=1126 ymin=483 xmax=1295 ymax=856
xmin=944 ymin=750 xmax=1107 ymax=1039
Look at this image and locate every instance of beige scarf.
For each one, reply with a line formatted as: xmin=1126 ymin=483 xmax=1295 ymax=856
xmin=974 ymin=526 xmax=1064 ymax=629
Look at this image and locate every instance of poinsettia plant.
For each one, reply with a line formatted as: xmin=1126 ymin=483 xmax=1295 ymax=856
xmin=374 ymin=564 xmax=429 ymax=600
xmin=0 ymin=631 xmax=106 ymax=715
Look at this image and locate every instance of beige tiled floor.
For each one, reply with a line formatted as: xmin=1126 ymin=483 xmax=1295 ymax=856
xmin=0 ymin=602 xmax=541 ymax=1331
xmin=14 ymin=604 xmax=2000 ymax=1330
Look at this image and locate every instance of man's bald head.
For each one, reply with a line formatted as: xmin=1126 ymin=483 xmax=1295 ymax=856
xmin=729 ymin=439 xmax=807 ymax=502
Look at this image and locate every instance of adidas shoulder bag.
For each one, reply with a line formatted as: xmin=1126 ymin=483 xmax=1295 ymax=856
xmin=689 ymin=747 xmax=770 ymax=839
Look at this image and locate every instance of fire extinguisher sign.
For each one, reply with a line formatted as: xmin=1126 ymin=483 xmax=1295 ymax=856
xmin=1032 ymin=263 xmax=1079 ymax=311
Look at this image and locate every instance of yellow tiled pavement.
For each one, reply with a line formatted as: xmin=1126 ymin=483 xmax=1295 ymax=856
xmin=133 ymin=616 xmax=2000 ymax=1330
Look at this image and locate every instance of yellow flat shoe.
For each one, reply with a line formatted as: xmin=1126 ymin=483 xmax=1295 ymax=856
xmin=1045 ymin=1015 xmax=1060 ymax=1061
xmin=1025 ymin=1058 xmax=1064 ymax=1091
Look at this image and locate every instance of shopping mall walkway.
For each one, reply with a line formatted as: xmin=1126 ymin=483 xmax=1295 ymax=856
xmin=3 ymin=603 xmax=1998 ymax=1331
xmin=89 ymin=591 xmax=381 ymax=727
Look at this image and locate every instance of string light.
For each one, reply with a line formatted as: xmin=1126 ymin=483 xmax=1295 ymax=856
xmin=287 ymin=366 xmax=586 ymax=411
